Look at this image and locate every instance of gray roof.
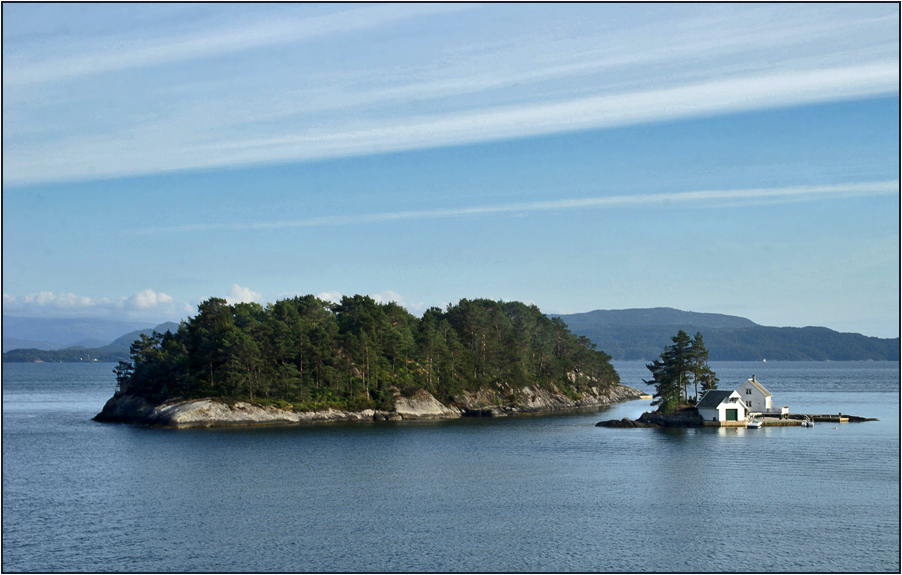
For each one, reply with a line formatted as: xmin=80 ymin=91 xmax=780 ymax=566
xmin=745 ymin=376 xmax=772 ymax=397
xmin=696 ymin=390 xmax=735 ymax=409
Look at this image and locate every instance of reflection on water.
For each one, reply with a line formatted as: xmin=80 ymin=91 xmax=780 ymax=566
xmin=2 ymin=362 xmax=899 ymax=572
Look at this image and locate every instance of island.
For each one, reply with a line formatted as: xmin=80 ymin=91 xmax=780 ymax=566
xmin=595 ymin=331 xmax=877 ymax=429
xmin=95 ymin=295 xmax=645 ymax=428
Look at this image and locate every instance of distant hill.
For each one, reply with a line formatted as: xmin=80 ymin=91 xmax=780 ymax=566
xmin=554 ymin=308 xmax=899 ymax=361
xmin=2 ymin=337 xmax=65 ymax=353
xmin=2 ymin=322 xmax=181 ymax=363
xmin=2 ymin=316 xmax=151 ymax=352
xmin=561 ymin=307 xmax=758 ymax=330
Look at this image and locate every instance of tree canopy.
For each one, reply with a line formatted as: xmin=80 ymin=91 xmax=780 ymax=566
xmin=117 ymin=295 xmax=620 ymax=411
xmin=644 ymin=330 xmax=717 ymax=412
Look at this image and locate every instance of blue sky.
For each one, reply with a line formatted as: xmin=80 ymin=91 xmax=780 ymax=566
xmin=2 ymin=3 xmax=899 ymax=338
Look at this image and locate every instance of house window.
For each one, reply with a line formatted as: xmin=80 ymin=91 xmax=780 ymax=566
xmin=746 ymin=389 xmax=752 ymax=394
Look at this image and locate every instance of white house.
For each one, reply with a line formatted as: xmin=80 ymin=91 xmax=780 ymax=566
xmin=735 ymin=375 xmax=788 ymax=416
xmin=696 ymin=389 xmax=748 ymax=424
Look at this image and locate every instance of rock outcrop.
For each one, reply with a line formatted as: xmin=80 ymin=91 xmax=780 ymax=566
xmin=596 ymin=406 xmax=705 ymax=429
xmin=94 ymin=396 xmax=390 ymax=428
xmin=595 ymin=417 xmax=659 ymax=428
xmin=94 ymin=382 xmax=645 ymax=428
xmin=453 ymin=383 xmax=644 ymax=417
xmin=637 ymin=408 xmax=704 ymax=427
xmin=392 ymin=389 xmax=462 ymax=420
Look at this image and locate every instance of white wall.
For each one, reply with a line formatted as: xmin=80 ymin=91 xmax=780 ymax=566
xmin=737 ymin=380 xmax=772 ymax=412
xmin=698 ymin=393 xmax=747 ymax=421
xmin=718 ymin=401 xmax=746 ymax=421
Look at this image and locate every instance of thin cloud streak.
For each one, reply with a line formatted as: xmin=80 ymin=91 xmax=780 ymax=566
xmin=197 ymin=62 xmax=898 ymax=156
xmin=3 ymin=4 xmax=469 ymax=87
xmin=3 ymin=4 xmax=897 ymax=187
xmin=130 ymin=180 xmax=899 ymax=236
xmin=5 ymin=62 xmax=897 ymax=187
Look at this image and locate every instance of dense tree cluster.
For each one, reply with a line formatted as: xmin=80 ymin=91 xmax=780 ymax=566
xmin=644 ymin=330 xmax=717 ymax=412
xmin=116 ymin=295 xmax=619 ymax=411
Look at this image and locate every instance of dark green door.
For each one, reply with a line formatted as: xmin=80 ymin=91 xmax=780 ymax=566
xmin=726 ymin=409 xmax=738 ymax=421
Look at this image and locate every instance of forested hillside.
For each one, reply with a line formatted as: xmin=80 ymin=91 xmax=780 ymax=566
xmin=555 ymin=308 xmax=899 ymax=361
xmin=117 ymin=296 xmax=618 ymax=411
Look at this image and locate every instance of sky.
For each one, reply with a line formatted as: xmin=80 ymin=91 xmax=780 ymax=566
xmin=2 ymin=3 xmax=899 ymax=338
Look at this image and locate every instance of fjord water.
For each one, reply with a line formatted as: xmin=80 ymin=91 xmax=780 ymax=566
xmin=3 ymin=361 xmax=899 ymax=572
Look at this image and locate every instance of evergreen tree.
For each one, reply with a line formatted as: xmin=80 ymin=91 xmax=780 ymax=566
xmin=118 ymin=294 xmax=621 ymax=410
xmin=689 ymin=331 xmax=718 ymax=400
xmin=644 ymin=330 xmax=695 ymax=412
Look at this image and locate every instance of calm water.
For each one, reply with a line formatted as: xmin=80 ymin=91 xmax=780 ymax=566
xmin=3 ymin=361 xmax=899 ymax=572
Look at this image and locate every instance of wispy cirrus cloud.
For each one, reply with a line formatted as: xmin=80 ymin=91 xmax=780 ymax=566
xmin=2 ymin=3 xmax=469 ymax=87
xmin=129 ymin=180 xmax=899 ymax=235
xmin=2 ymin=4 xmax=898 ymax=186
xmin=182 ymin=62 xmax=898 ymax=165
xmin=5 ymin=61 xmax=897 ymax=187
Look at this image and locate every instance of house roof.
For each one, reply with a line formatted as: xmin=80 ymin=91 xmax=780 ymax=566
xmin=744 ymin=376 xmax=772 ymax=397
xmin=696 ymin=390 xmax=736 ymax=409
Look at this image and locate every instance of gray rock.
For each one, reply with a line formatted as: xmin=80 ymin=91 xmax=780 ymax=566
xmin=595 ymin=417 xmax=659 ymax=428
xmin=636 ymin=408 xmax=704 ymax=427
xmin=392 ymin=389 xmax=462 ymax=420
xmin=94 ymin=381 xmax=647 ymax=429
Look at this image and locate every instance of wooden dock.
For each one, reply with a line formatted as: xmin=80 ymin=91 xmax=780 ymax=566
xmin=755 ymin=413 xmax=875 ymax=426
xmin=757 ymin=417 xmax=801 ymax=426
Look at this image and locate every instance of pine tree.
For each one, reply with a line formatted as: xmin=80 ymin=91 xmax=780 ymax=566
xmin=118 ymin=294 xmax=621 ymax=410
xmin=644 ymin=330 xmax=695 ymax=412
xmin=689 ymin=331 xmax=718 ymax=400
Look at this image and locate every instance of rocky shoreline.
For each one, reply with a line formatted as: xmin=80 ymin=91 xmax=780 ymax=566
xmin=595 ymin=407 xmax=703 ymax=428
xmin=94 ymin=383 xmax=646 ymax=428
xmin=595 ymin=408 xmax=877 ymax=428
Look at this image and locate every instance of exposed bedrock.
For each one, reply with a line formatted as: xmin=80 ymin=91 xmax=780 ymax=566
xmin=94 ymin=383 xmax=645 ymax=428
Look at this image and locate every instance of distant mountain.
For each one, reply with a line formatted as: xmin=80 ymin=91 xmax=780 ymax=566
xmin=106 ymin=323 xmax=181 ymax=349
xmin=70 ymin=338 xmax=111 ymax=349
xmin=2 ymin=316 xmax=151 ymax=349
xmin=2 ymin=322 xmax=180 ymax=363
xmin=3 ymin=337 xmax=65 ymax=353
xmin=560 ymin=307 xmax=758 ymax=330
xmin=554 ymin=308 xmax=899 ymax=361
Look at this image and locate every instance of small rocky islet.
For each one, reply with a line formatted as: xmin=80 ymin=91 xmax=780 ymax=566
xmin=596 ymin=407 xmax=703 ymax=428
xmin=595 ymin=407 xmax=878 ymax=428
xmin=94 ymin=295 xmax=645 ymax=429
xmin=95 ymin=382 xmax=646 ymax=428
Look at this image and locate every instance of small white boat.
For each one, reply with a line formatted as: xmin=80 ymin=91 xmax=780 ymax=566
xmin=801 ymin=416 xmax=814 ymax=427
xmin=747 ymin=417 xmax=763 ymax=429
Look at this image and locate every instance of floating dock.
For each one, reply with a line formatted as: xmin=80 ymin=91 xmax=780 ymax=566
xmin=755 ymin=417 xmax=801 ymax=427
xmin=702 ymin=413 xmax=875 ymax=427
xmin=754 ymin=413 xmax=874 ymax=426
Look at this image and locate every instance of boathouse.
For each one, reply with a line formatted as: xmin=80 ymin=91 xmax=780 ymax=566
xmin=735 ymin=375 xmax=788 ymax=416
xmin=696 ymin=390 xmax=748 ymax=425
